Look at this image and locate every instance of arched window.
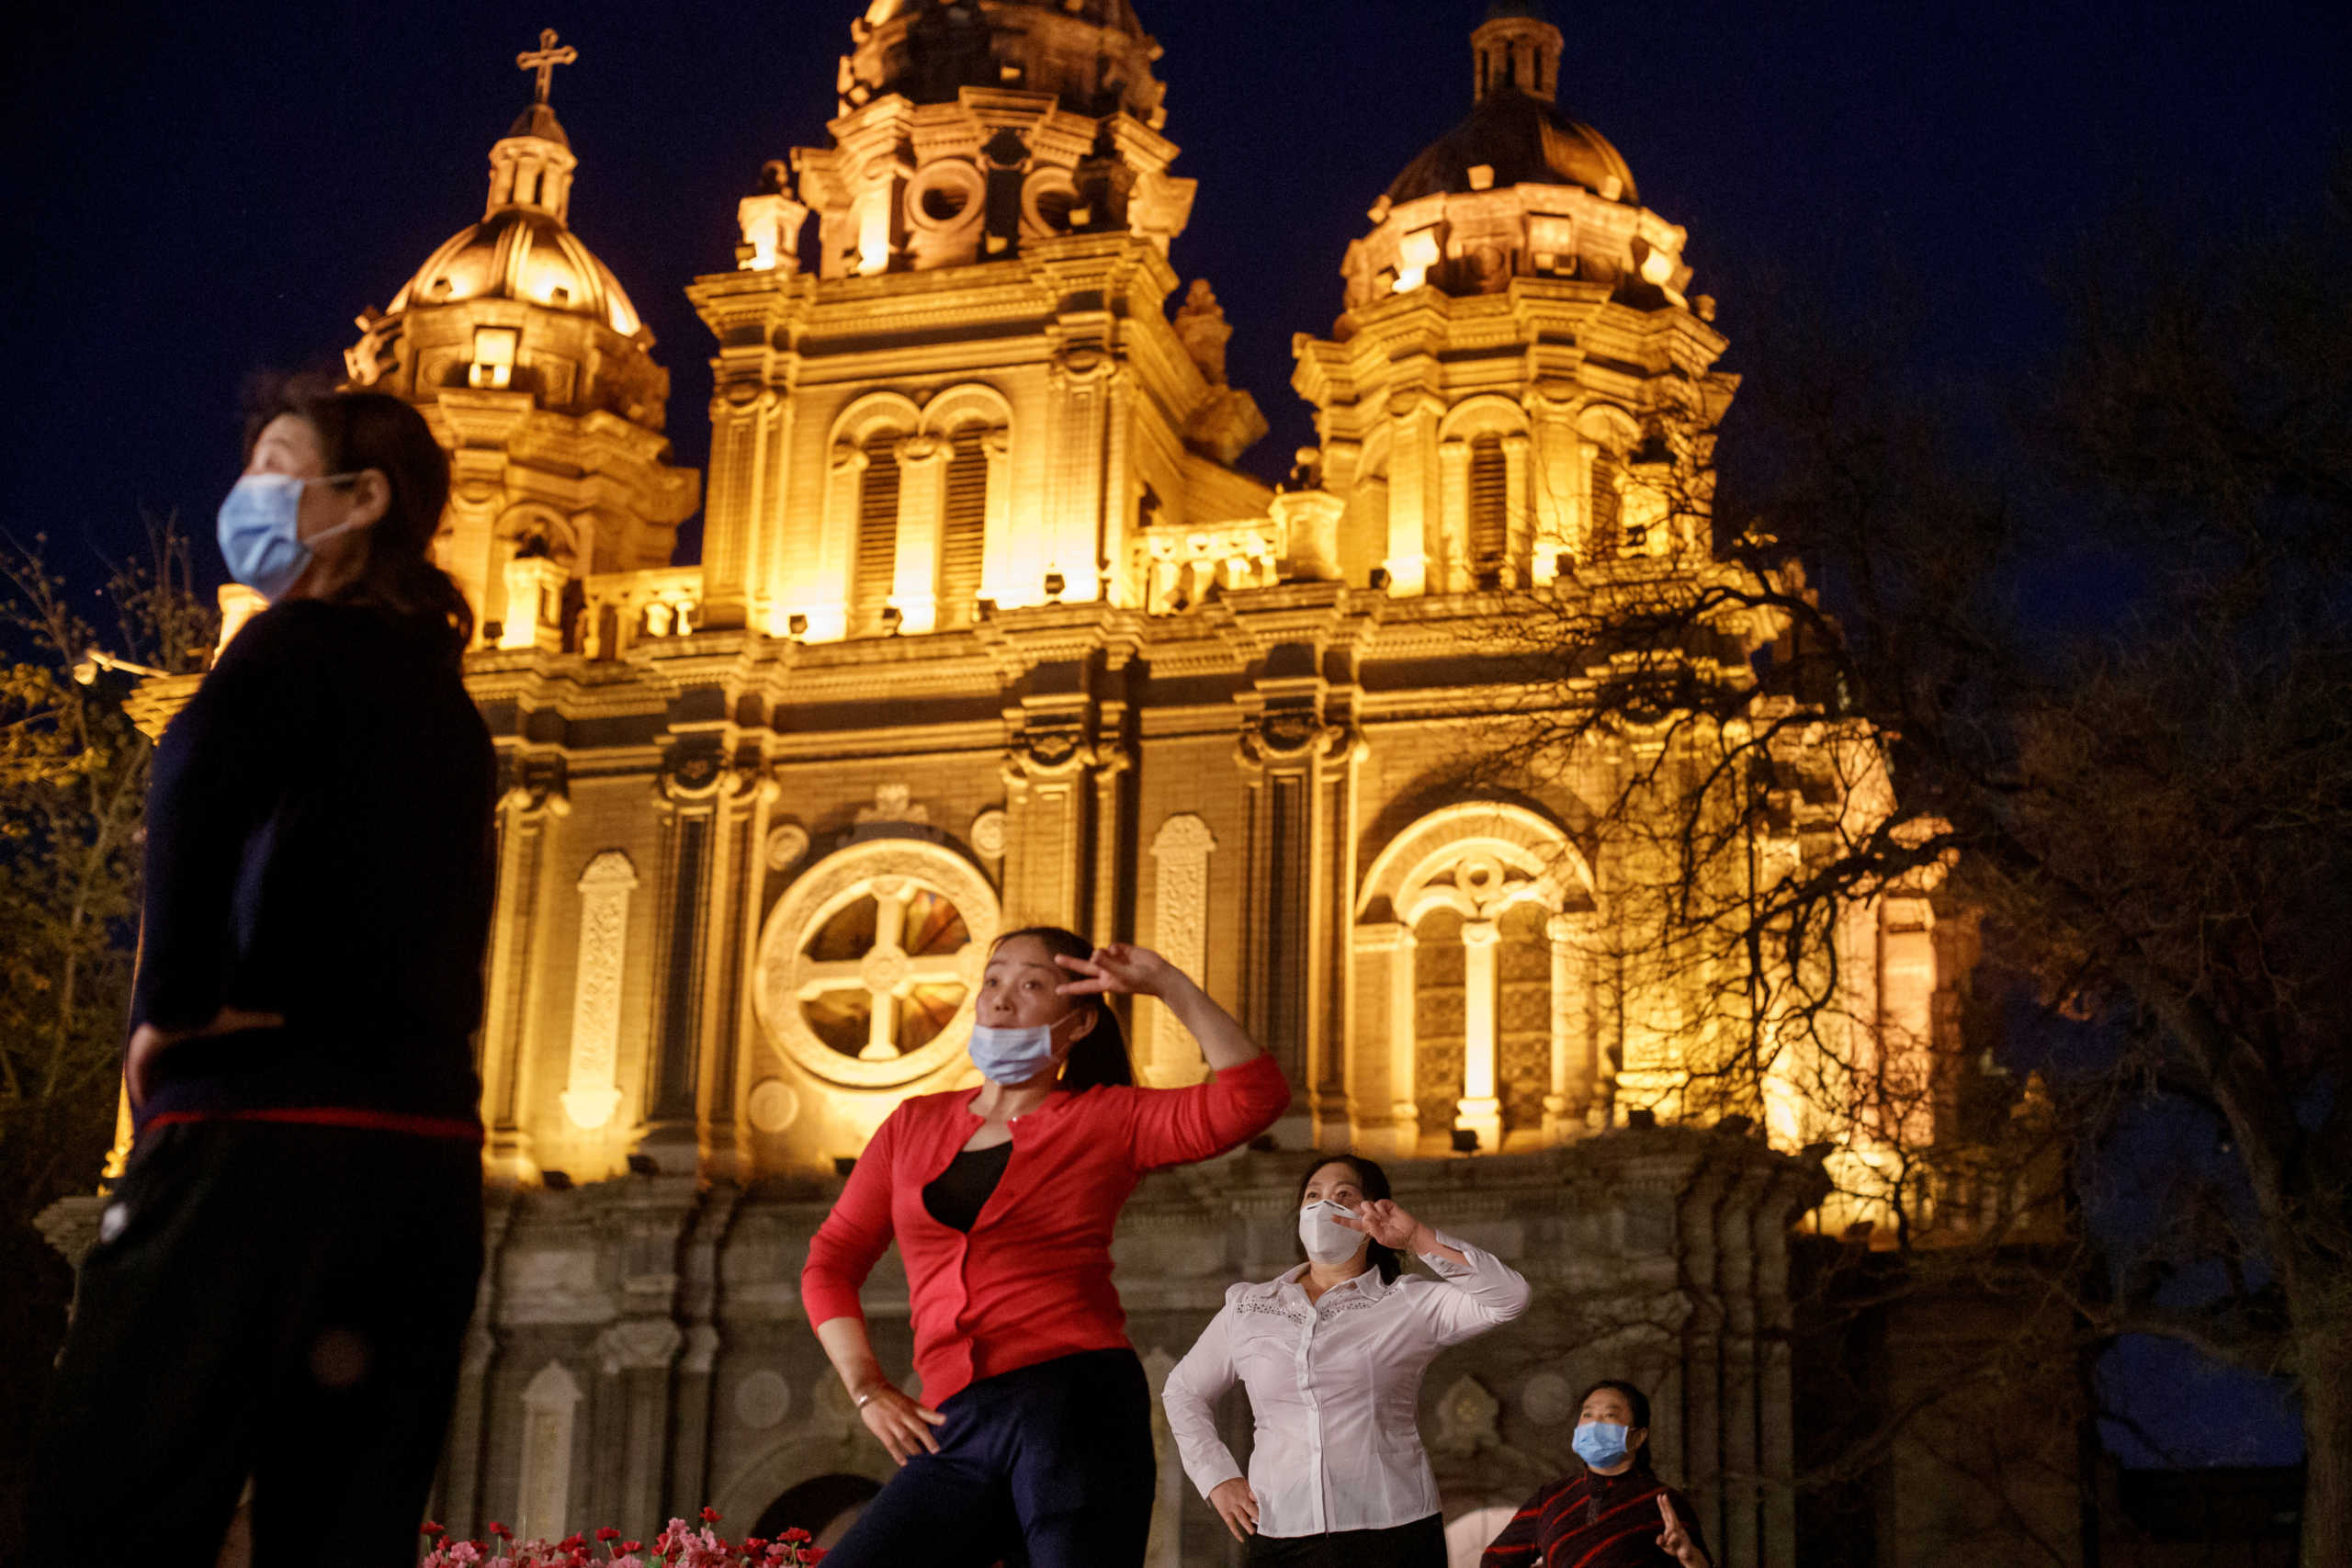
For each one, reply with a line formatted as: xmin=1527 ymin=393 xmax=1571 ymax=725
xmin=939 ymin=428 xmax=989 ymax=627
xmin=851 ymin=434 xmax=900 ymax=635
xmin=1467 ymin=433 xmax=1509 ymax=581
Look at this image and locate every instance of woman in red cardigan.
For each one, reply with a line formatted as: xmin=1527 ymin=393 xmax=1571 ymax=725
xmin=802 ymin=924 xmax=1290 ymax=1568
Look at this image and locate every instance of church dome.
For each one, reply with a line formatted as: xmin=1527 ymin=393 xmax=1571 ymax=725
xmin=1385 ymin=89 xmax=1637 ymax=208
xmin=842 ymin=0 xmax=1167 ymax=127
xmin=390 ymin=207 xmax=643 ymax=338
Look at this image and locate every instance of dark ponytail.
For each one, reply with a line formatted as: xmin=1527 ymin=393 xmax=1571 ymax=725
xmin=1577 ymin=1379 xmax=1657 ymax=1473
xmin=243 ymin=373 xmax=472 ymax=663
xmin=1294 ymin=1152 xmax=1404 ymax=1283
xmin=992 ymin=925 xmax=1133 ymax=1092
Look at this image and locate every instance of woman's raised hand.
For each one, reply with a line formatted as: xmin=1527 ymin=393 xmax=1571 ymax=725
xmin=1207 ymin=1478 xmax=1261 ymax=1541
xmin=853 ymin=1380 xmax=947 ymax=1467
xmin=1334 ymin=1198 xmax=1430 ymax=1252
xmin=1657 ymin=1493 xmax=1707 ymax=1566
xmin=1055 ymin=942 xmax=1179 ymax=999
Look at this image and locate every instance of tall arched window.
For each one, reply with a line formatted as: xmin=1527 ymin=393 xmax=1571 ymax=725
xmin=1467 ymin=433 xmax=1509 ymax=581
xmin=939 ymin=428 xmax=988 ymax=627
xmin=851 ymin=434 xmax=901 ymax=635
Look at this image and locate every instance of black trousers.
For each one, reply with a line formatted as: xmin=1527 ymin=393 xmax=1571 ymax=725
xmin=1246 ymin=1512 xmax=1447 ymax=1568
xmin=821 ymin=1347 xmax=1158 ymax=1568
xmin=29 ymin=1120 xmax=483 ymax=1568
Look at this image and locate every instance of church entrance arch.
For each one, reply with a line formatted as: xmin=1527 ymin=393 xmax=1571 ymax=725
xmin=750 ymin=1472 xmax=881 ymax=1551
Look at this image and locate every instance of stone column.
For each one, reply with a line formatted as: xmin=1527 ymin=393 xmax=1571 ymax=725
xmin=1237 ymin=710 xmax=1325 ymax=1145
xmin=1502 ymin=430 xmax=1533 ymax=585
xmin=890 ymin=434 xmax=948 ymax=633
xmin=641 ymin=760 xmax=720 ymax=1171
xmin=809 ymin=441 xmax=867 ymax=643
xmin=1351 ymin=921 xmax=1419 ymax=1158
xmin=1678 ymin=1163 xmax=1732 ymax=1553
xmin=1384 ymin=390 xmax=1441 ymax=596
xmin=1544 ymin=909 xmax=1597 ymax=1141
xmin=1720 ymin=1171 xmax=1762 ymax=1568
xmin=596 ymin=1319 xmax=684 ymax=1538
xmin=1455 ymin=919 xmax=1503 ymax=1151
xmin=1437 ymin=435 xmax=1471 ymax=593
xmin=483 ymin=778 xmax=566 ymax=1180
xmin=1001 ymin=716 xmax=1094 ymax=932
xmin=439 ymin=1190 xmax=516 ymax=1537
xmin=693 ymin=773 xmax=768 ymax=1183
xmin=665 ymin=1187 xmax=741 ymax=1517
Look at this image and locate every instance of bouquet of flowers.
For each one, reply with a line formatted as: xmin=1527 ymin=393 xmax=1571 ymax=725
xmin=421 ymin=1508 xmax=825 ymax=1568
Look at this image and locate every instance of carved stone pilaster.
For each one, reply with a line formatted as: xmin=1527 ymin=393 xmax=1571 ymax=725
xmin=560 ymin=851 xmax=639 ymax=1132
xmin=1148 ymin=814 xmax=1216 ymax=1082
xmin=484 ymin=767 xmax=569 ymax=1180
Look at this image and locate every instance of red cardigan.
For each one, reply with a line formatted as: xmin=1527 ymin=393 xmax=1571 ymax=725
xmin=803 ymin=1052 xmax=1289 ymax=1406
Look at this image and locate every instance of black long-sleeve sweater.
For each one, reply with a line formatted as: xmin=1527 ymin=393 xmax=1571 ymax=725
xmin=130 ymin=599 xmax=495 ymax=1135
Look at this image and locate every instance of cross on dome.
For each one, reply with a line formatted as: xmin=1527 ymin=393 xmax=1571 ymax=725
xmin=516 ymin=28 xmax=577 ymax=107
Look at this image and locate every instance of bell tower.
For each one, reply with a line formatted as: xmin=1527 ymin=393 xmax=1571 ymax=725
xmin=345 ymin=30 xmax=698 ymax=650
xmin=1294 ymin=2 xmax=1731 ymax=598
xmin=688 ymin=0 xmax=1269 ymax=640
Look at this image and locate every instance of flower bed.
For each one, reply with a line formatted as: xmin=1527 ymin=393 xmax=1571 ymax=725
xmin=421 ymin=1508 xmax=825 ymax=1567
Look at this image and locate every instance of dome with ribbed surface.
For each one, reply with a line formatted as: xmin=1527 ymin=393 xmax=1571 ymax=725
xmin=1386 ymin=88 xmax=1636 ymax=207
xmin=390 ymin=207 xmax=642 ymax=338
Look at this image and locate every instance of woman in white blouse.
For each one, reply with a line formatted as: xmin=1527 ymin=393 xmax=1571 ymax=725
xmin=1162 ymin=1153 xmax=1531 ymax=1566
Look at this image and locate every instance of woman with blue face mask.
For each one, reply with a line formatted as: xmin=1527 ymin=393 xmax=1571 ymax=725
xmin=1160 ymin=1153 xmax=1532 ymax=1567
xmin=802 ymin=927 xmax=1290 ymax=1568
xmin=1479 ymin=1380 xmax=1712 ymax=1567
xmin=31 ymin=378 xmax=494 ymax=1567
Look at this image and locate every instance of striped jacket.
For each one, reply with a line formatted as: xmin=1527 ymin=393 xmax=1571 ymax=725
xmin=1479 ymin=1471 xmax=1711 ymax=1568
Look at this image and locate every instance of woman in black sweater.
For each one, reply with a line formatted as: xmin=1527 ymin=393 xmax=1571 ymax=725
xmin=32 ymin=380 xmax=496 ymax=1568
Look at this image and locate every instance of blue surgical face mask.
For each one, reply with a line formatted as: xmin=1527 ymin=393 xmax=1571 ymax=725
xmin=1574 ymin=1419 xmax=1634 ymax=1470
xmin=217 ymin=471 xmax=361 ymax=600
xmin=967 ymin=1013 xmax=1072 ymax=1085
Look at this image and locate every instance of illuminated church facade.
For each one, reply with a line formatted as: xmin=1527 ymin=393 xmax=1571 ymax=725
xmin=109 ymin=4 xmax=1995 ymax=1563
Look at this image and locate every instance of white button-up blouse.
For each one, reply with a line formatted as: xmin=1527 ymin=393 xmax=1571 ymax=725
xmin=1160 ymin=1234 xmax=1532 ymax=1538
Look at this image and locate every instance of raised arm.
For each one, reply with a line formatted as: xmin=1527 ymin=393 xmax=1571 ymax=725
xmin=800 ymin=1113 xmax=944 ymax=1465
xmin=1340 ymin=1200 xmax=1532 ymax=1344
xmin=1161 ymin=1301 xmax=1258 ymax=1540
xmin=1057 ymin=944 xmax=1289 ymax=1168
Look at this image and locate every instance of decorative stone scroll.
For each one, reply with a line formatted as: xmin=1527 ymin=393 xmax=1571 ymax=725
xmin=560 ymin=851 xmax=637 ymax=1131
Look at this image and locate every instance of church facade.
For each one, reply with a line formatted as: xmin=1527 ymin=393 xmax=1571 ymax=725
xmin=83 ymin=4 xmax=1986 ymax=1563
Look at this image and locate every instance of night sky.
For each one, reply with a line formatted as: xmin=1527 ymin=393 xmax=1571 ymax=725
xmin=9 ymin=0 xmax=2345 ymax=1469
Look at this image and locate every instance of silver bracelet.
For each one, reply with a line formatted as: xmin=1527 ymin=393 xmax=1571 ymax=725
xmin=854 ymin=1387 xmax=878 ymax=1408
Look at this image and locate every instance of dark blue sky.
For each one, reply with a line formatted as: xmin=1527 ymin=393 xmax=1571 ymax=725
xmin=8 ymin=0 xmax=2345 ymax=569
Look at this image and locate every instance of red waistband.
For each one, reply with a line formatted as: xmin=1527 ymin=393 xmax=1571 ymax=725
xmin=141 ymin=1106 xmax=484 ymax=1142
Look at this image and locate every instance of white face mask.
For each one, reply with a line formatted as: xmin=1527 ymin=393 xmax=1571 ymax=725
xmin=1297 ymin=1200 xmax=1364 ymax=1266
